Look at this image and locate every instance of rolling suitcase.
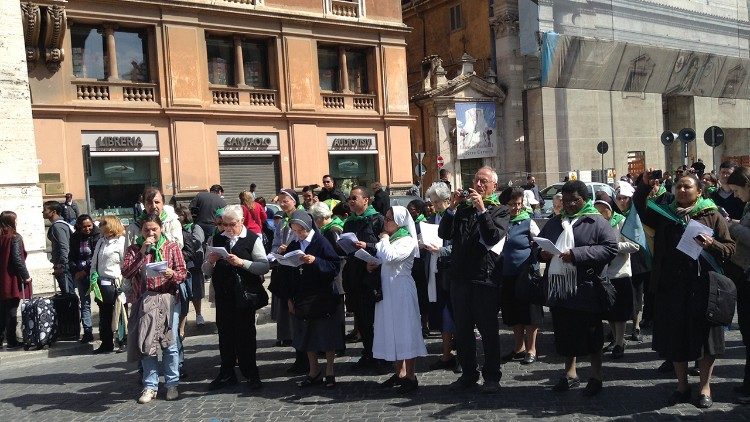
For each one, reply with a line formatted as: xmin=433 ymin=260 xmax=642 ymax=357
xmin=51 ymin=293 xmax=80 ymax=341
xmin=20 ymin=283 xmax=57 ymax=350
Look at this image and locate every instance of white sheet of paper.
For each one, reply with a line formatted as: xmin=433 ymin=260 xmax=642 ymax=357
xmin=532 ymin=237 xmax=563 ymax=256
xmin=337 ymin=232 xmax=359 ymax=255
xmin=206 ymin=246 xmax=229 ymax=259
xmin=419 ymin=222 xmax=441 ymax=248
xmin=145 ymin=261 xmax=168 ymax=277
xmin=354 ymin=248 xmax=382 ymax=265
xmin=272 ymin=249 xmax=306 ymax=267
xmin=676 ymin=219 xmax=714 ymax=260
xmin=479 ymin=235 xmax=506 ymax=255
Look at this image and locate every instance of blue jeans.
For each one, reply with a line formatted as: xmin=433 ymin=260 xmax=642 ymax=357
xmin=75 ymin=277 xmax=92 ymax=333
xmin=141 ymin=299 xmax=181 ymax=389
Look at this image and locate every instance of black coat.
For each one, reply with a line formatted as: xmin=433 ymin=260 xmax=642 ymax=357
xmin=68 ymin=230 xmax=102 ymax=274
xmin=283 ymin=231 xmax=341 ymax=302
xmin=342 ymin=212 xmax=384 ymax=294
xmin=317 ymin=188 xmax=346 ymax=203
xmin=211 ymin=232 xmax=266 ymax=300
xmin=372 ymin=189 xmax=390 ymax=216
xmin=438 ymin=203 xmax=508 ymax=286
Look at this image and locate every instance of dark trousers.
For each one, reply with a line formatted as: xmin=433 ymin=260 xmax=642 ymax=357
xmin=356 ymin=291 xmax=377 ymax=359
xmin=727 ymin=262 xmax=750 ymax=386
xmin=642 ymin=276 xmax=655 ymax=322
xmin=216 ymin=293 xmax=258 ymax=380
xmin=0 ymin=298 xmax=20 ymax=345
xmin=55 ymin=270 xmax=75 ymax=295
xmin=450 ymin=281 xmax=501 ymax=382
xmin=98 ymin=301 xmax=114 ymax=349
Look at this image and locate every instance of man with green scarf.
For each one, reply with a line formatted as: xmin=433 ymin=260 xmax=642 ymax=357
xmin=342 ymin=186 xmax=385 ymax=373
xmin=437 ymin=166 xmax=508 ymax=394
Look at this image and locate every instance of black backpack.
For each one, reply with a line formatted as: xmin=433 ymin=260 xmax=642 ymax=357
xmin=181 ymin=228 xmax=200 ymax=265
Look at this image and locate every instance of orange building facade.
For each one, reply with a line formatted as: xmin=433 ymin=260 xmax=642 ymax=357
xmin=23 ymin=0 xmax=412 ymax=220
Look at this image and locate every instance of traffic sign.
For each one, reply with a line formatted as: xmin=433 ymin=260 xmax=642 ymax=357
xmin=415 ymin=152 xmax=425 ymax=163
xmin=414 ymin=164 xmax=426 ymax=177
xmin=437 ymin=155 xmax=444 ymax=169
xmin=597 ymin=141 xmax=609 ymax=155
xmin=704 ymin=126 xmax=725 ymax=147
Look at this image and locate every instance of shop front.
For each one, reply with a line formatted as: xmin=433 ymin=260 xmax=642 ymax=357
xmin=82 ymin=131 xmax=160 ymax=224
xmin=217 ymin=132 xmax=281 ymax=204
xmin=327 ymin=134 xmax=378 ymax=194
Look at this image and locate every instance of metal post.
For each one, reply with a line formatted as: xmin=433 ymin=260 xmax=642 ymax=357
xmin=601 ymin=152 xmax=604 ymax=184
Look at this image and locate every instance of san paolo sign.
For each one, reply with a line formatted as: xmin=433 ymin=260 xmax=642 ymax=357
xmin=217 ymin=133 xmax=279 ymax=151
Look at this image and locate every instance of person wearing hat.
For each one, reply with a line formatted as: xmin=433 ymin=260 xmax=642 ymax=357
xmin=282 ymin=210 xmax=342 ymax=389
xmin=593 ymin=196 xmax=639 ymax=359
xmin=367 ymin=206 xmax=427 ymax=394
xmin=268 ymin=189 xmax=309 ymax=373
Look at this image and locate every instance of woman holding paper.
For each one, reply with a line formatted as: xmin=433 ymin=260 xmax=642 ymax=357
xmin=497 ymin=187 xmax=542 ymax=365
xmin=90 ymin=215 xmax=126 ymax=354
xmin=121 ymin=212 xmax=187 ymax=404
xmin=367 ymin=206 xmax=427 ymax=394
xmin=283 ymin=210 xmax=342 ymax=389
xmin=633 ymin=173 xmax=735 ymax=408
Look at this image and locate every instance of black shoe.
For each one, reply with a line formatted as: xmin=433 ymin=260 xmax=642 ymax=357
xmin=658 ymin=361 xmax=673 ymax=373
xmin=208 ymin=373 xmax=238 ymax=391
xmin=80 ymin=332 xmax=94 ymax=344
xmin=380 ymin=373 xmax=403 ymax=389
xmin=628 ymin=329 xmax=642 ymax=342
xmin=398 ymin=377 xmax=419 ymax=394
xmin=696 ymin=394 xmax=713 ymax=408
xmin=668 ymin=389 xmax=691 ymax=405
xmin=93 ymin=345 xmax=114 ymax=355
xmin=688 ymin=366 xmax=700 ymax=377
xmin=454 ymin=362 xmax=463 ymax=374
xmin=581 ymin=378 xmax=603 ymax=397
xmin=296 ymin=372 xmax=323 ymax=388
xmin=5 ymin=341 xmax=23 ymax=350
xmin=286 ymin=361 xmax=308 ymax=375
xmin=351 ymin=356 xmax=376 ymax=373
xmin=552 ymin=376 xmax=580 ymax=392
xmin=247 ymin=378 xmax=263 ymax=390
xmin=521 ymin=353 xmax=537 ymax=365
xmin=429 ymin=356 xmax=457 ymax=371
xmin=481 ymin=380 xmax=501 ymax=394
xmin=734 ymin=384 xmax=750 ymax=395
xmin=345 ymin=331 xmax=360 ymax=343
xmin=500 ymin=350 xmax=525 ymax=362
xmin=448 ymin=375 xmax=479 ymax=391
xmin=324 ymin=375 xmax=336 ymax=389
xmin=602 ymin=342 xmax=615 ymax=353
xmin=612 ymin=345 xmax=625 ymax=359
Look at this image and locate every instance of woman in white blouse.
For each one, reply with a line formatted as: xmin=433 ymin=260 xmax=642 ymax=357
xmin=90 ymin=215 xmax=126 ymax=354
xmin=367 ymin=205 xmax=427 ymax=394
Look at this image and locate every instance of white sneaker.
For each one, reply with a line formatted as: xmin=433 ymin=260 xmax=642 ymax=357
xmin=165 ymin=386 xmax=179 ymax=401
xmin=138 ymin=388 xmax=157 ymax=404
xmin=196 ymin=315 xmax=205 ymax=326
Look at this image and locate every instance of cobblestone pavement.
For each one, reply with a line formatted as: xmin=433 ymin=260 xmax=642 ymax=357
xmin=2 ymin=316 xmax=750 ymax=421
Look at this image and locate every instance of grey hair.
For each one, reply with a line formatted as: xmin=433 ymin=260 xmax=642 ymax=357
xmin=221 ymin=204 xmax=244 ymax=222
xmin=309 ymin=201 xmax=332 ymax=221
xmin=477 ymin=166 xmax=498 ymax=183
xmin=426 ymin=182 xmax=451 ymax=201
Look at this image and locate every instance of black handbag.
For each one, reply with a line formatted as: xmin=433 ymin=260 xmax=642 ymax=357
xmin=294 ymin=291 xmax=340 ymax=320
xmin=232 ymin=272 xmax=269 ymax=311
xmin=596 ymin=278 xmax=617 ymax=314
xmin=515 ymin=252 xmax=546 ymax=306
xmin=701 ymin=250 xmax=736 ymax=326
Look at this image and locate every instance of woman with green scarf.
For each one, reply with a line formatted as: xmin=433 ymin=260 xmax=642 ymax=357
xmin=537 ymin=181 xmax=618 ymax=397
xmin=367 ymin=206 xmax=427 ymax=394
xmin=634 ymin=173 xmax=736 ymax=408
xmin=593 ymin=198 xmax=639 ymax=360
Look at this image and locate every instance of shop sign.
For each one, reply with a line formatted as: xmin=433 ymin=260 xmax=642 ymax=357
xmin=327 ymin=135 xmax=377 ymax=152
xmin=217 ymin=133 xmax=279 ymax=151
xmin=82 ymin=132 xmax=158 ymax=152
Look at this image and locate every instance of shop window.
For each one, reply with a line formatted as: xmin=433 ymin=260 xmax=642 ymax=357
xmin=114 ymin=29 xmax=149 ymax=82
xmin=450 ymin=5 xmax=463 ymax=31
xmin=318 ymin=45 xmax=371 ymax=94
xmin=207 ymin=36 xmax=235 ymax=86
xmin=328 ymin=154 xmax=377 ymax=194
xmin=72 ymin=25 xmax=106 ymax=79
xmin=242 ymin=41 xmax=269 ymax=88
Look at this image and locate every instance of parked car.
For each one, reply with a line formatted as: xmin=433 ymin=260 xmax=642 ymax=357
xmin=539 ymin=182 xmax=615 ymax=217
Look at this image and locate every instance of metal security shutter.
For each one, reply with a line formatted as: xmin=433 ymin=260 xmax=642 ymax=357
xmin=219 ymin=156 xmax=280 ymax=205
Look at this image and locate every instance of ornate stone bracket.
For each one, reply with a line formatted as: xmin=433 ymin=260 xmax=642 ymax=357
xmin=20 ymin=2 xmax=41 ymax=70
xmin=491 ymin=11 xmax=519 ymax=37
xmin=44 ymin=4 xmax=66 ymax=72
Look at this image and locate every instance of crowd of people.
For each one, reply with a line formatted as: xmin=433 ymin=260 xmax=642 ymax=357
xmin=1 ymin=162 xmax=750 ymax=410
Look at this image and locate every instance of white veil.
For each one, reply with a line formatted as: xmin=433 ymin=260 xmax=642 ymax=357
xmin=391 ymin=205 xmax=419 ymax=258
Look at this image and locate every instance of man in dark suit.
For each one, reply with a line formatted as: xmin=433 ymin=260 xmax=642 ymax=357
xmin=371 ymin=182 xmax=389 ymax=215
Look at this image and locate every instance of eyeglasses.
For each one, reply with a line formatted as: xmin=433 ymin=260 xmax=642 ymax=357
xmin=473 ymin=178 xmax=493 ymax=185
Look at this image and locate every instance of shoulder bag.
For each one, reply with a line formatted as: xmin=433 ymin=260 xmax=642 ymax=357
xmin=701 ymin=250 xmax=736 ymax=326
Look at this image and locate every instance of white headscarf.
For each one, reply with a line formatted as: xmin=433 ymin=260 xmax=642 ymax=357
xmin=391 ymin=205 xmax=420 ymax=258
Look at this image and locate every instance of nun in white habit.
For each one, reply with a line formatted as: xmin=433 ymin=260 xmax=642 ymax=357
xmin=367 ymin=205 xmax=428 ymax=394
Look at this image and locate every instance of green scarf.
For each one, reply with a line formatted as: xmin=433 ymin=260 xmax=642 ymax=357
xmin=89 ymin=271 xmax=103 ymax=302
xmin=510 ymin=209 xmax=531 ymax=223
xmin=389 ymin=227 xmax=411 ymax=243
xmin=346 ymin=205 xmax=379 ymax=223
xmin=609 ymin=212 xmax=626 ymax=228
xmin=182 ymin=222 xmax=193 ymax=232
xmin=414 ymin=214 xmax=426 ymax=224
xmin=705 ymin=186 xmax=718 ymax=196
xmin=460 ymin=193 xmax=502 ymax=208
xmin=649 ymin=185 xmax=667 ymax=199
xmin=320 ymin=216 xmax=344 ymax=234
xmin=647 ymin=196 xmax=717 ymax=226
xmin=135 ymin=234 xmax=168 ymax=262
xmin=560 ymin=200 xmax=601 ymax=219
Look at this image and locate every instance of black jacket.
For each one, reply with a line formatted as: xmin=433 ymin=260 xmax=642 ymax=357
xmin=211 ymin=232 xmax=266 ymax=300
xmin=342 ymin=212 xmax=384 ymax=294
xmin=438 ymin=203 xmax=509 ymax=286
xmin=284 ymin=231 xmax=341 ymax=301
xmin=317 ymin=188 xmax=346 ymax=203
xmin=372 ymin=189 xmax=390 ymax=216
xmin=68 ymin=230 xmax=102 ymax=274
